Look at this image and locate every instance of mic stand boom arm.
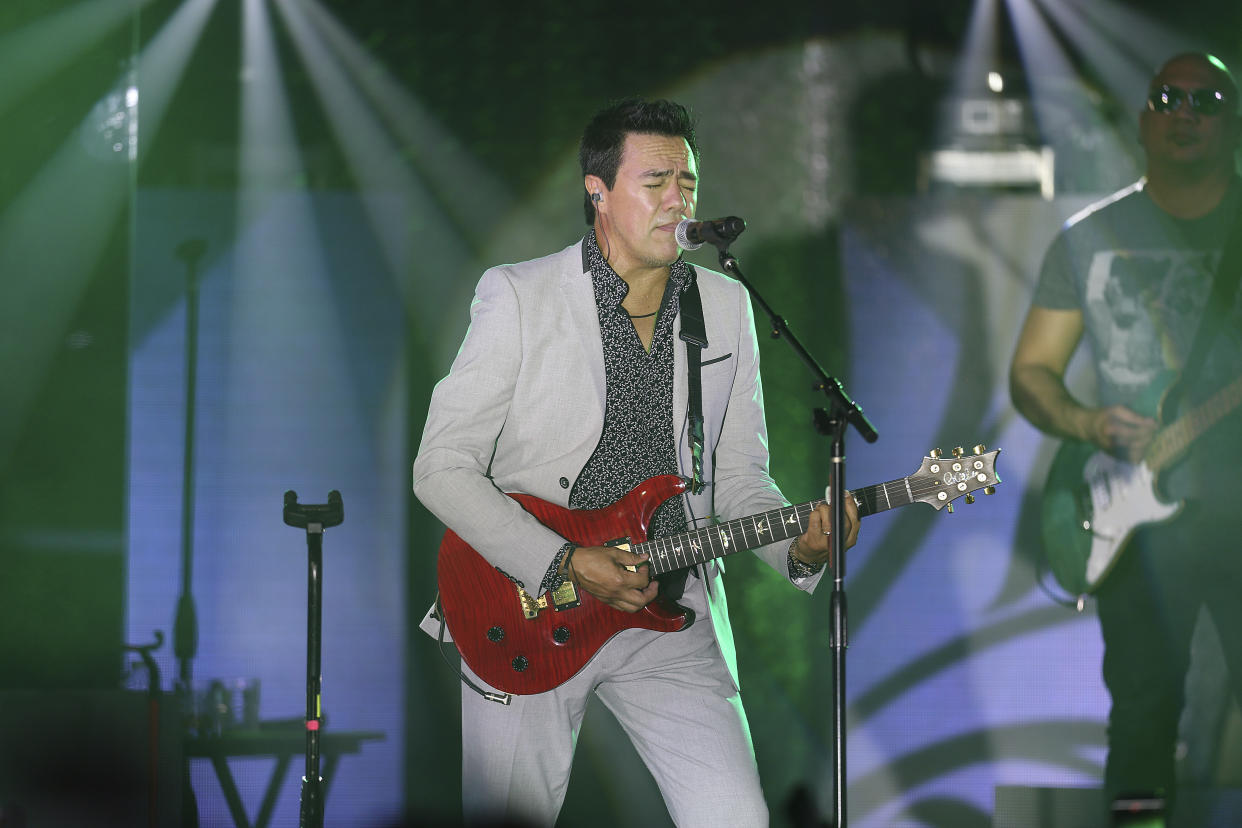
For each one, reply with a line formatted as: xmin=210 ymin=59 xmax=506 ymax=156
xmin=714 ymin=244 xmax=876 ymax=828
xmin=716 ymin=248 xmax=876 ymax=445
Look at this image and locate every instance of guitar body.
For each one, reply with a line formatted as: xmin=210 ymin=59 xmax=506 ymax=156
xmin=437 ymin=475 xmax=691 ymax=695
xmin=1040 ymin=440 xmax=1182 ymax=595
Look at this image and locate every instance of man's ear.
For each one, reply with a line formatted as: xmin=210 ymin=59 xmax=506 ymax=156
xmin=584 ymin=175 xmax=606 ymax=202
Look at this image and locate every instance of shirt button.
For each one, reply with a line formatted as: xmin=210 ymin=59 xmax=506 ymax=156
xmin=559 ymin=477 xmax=570 ymax=489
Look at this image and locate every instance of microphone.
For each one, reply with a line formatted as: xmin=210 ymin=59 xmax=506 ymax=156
xmin=675 ymin=216 xmax=746 ymax=251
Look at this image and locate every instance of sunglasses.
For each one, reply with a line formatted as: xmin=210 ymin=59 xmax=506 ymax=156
xmin=1146 ymin=84 xmax=1229 ymax=116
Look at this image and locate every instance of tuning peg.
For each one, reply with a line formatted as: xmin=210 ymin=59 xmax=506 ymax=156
xmin=973 ymin=443 xmax=987 ymax=454
xmin=946 ymin=503 xmax=954 ymax=514
xmin=952 ymin=446 xmax=964 ymax=458
xmin=984 ymin=486 xmax=996 ymax=495
xmin=929 ymin=448 xmax=942 ymax=459
xmin=965 ymin=494 xmax=975 ymax=505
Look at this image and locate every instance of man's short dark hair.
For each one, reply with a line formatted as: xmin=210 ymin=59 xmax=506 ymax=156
xmin=578 ymin=98 xmax=700 ymax=225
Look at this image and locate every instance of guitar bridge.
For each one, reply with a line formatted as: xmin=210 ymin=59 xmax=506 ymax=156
xmin=517 ymin=581 xmax=582 ymax=619
xmin=549 ymin=580 xmax=580 ymax=611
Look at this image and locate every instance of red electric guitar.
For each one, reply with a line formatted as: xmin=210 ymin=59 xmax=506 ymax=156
xmin=437 ymin=447 xmax=1001 ymax=695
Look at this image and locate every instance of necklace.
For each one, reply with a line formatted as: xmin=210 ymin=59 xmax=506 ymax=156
xmin=626 ymin=310 xmax=657 ymax=319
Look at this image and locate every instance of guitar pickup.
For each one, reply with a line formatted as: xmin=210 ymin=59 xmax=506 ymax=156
xmin=517 ymin=581 xmax=582 ymax=619
xmin=605 ymin=537 xmax=643 ymax=573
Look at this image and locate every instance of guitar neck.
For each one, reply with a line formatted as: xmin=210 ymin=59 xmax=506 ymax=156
xmin=1146 ymin=374 xmax=1242 ymax=472
xmin=636 ymin=476 xmax=915 ymax=576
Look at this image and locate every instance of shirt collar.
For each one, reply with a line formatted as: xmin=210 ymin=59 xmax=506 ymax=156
xmin=581 ymin=230 xmax=689 ymax=312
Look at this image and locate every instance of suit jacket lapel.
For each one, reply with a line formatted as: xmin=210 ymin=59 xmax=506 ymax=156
xmin=562 ymin=242 xmax=607 ymax=421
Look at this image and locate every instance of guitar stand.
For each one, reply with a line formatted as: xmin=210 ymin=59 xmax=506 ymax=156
xmin=283 ymin=490 xmax=344 ymax=828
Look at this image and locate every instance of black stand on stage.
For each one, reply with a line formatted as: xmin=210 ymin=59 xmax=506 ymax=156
xmin=695 ymin=221 xmax=877 ymax=828
xmin=283 ymin=490 xmax=344 ymax=828
xmin=172 ymin=238 xmax=207 ymax=828
xmin=173 ymin=238 xmax=207 ymax=694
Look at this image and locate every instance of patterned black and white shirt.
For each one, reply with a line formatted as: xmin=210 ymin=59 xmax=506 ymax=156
xmin=539 ymin=231 xmax=688 ymax=592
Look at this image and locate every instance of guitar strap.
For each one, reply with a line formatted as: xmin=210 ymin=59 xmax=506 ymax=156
xmin=1173 ymin=200 xmax=1242 ymax=404
xmin=653 ymin=267 xmax=709 ymax=603
xmin=679 ymin=266 xmax=708 ymax=496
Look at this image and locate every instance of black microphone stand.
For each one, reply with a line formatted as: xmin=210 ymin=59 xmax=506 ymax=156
xmin=284 ymin=490 xmax=345 ymax=828
xmin=173 ymin=238 xmax=207 ymax=828
xmin=708 ymin=235 xmax=877 ymax=828
xmin=173 ymin=238 xmax=207 ymax=694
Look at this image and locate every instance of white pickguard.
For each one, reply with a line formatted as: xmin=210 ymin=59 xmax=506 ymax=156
xmin=1081 ymin=452 xmax=1182 ymax=589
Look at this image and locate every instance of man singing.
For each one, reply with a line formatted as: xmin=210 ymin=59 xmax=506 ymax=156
xmin=414 ymin=98 xmax=860 ymax=826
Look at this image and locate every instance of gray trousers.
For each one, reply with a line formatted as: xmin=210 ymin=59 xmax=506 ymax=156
xmin=460 ymin=585 xmax=768 ymax=827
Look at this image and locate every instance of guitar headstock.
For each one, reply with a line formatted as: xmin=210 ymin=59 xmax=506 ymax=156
xmin=912 ymin=445 xmax=1001 ymax=512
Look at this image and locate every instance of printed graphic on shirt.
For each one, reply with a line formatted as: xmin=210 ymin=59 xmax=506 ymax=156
xmin=1083 ymin=247 xmax=1217 ymax=403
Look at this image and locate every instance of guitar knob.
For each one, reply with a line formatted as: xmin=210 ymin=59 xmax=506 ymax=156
xmin=929 ymin=448 xmax=942 ymax=459
xmin=486 ymin=626 xmax=505 ymax=643
xmin=973 ymin=444 xmax=987 ymax=454
xmin=965 ymin=494 xmax=975 ymax=505
xmin=984 ymin=486 xmax=996 ymax=495
xmin=952 ymin=446 xmax=964 ymax=458
xmin=511 ymin=655 xmax=529 ymax=673
xmin=553 ymin=626 xmax=571 ymax=644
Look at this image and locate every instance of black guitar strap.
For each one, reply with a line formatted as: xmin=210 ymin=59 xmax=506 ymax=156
xmin=1174 ymin=202 xmax=1242 ymax=404
xmin=653 ymin=268 xmax=709 ymax=604
xmin=680 ymin=266 xmax=708 ymax=496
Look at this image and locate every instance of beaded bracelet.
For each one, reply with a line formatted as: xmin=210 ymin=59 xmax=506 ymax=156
xmin=787 ymin=538 xmax=825 ymax=579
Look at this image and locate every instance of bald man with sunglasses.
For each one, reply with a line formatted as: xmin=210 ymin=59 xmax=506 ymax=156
xmin=1011 ymin=53 xmax=1242 ymax=816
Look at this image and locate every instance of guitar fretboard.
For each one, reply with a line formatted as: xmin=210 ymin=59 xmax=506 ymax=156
xmin=1146 ymin=374 xmax=1242 ymax=473
xmin=636 ymin=476 xmax=921 ymax=576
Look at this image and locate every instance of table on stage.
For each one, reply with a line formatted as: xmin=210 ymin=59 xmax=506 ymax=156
xmin=186 ymin=727 xmax=385 ymax=828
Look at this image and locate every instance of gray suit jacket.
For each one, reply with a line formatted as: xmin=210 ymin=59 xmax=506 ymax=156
xmin=413 ymin=240 xmax=824 ymax=687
